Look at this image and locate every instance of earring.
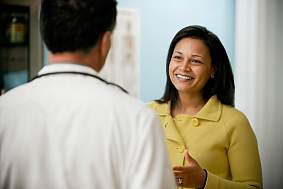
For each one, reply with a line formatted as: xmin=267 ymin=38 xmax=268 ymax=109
xmin=211 ymin=74 xmax=215 ymax=79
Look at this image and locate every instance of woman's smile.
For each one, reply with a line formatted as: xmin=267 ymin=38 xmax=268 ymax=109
xmin=175 ymin=74 xmax=194 ymax=81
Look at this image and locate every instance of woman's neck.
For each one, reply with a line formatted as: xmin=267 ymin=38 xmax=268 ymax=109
xmin=172 ymin=93 xmax=205 ymax=117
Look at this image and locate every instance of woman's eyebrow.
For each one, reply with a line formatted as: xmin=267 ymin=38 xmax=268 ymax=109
xmin=173 ymin=50 xmax=182 ymax=54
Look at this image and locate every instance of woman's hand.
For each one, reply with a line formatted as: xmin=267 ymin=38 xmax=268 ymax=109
xmin=173 ymin=149 xmax=207 ymax=188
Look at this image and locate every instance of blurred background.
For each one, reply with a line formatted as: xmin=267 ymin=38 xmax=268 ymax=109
xmin=0 ymin=0 xmax=282 ymax=188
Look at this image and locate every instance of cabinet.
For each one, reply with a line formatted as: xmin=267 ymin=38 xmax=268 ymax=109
xmin=0 ymin=0 xmax=42 ymax=92
xmin=0 ymin=4 xmax=29 ymax=73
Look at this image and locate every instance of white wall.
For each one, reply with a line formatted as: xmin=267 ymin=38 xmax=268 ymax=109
xmin=235 ymin=0 xmax=283 ymax=188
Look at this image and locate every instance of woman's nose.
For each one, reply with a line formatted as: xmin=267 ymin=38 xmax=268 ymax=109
xmin=180 ymin=61 xmax=191 ymax=71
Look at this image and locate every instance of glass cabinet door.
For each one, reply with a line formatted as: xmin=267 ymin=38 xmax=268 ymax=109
xmin=0 ymin=4 xmax=29 ymax=93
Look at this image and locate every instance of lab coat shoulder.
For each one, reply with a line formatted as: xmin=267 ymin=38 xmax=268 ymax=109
xmin=103 ymin=84 xmax=159 ymax=128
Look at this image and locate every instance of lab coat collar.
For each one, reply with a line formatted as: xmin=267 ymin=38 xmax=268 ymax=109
xmin=38 ymin=63 xmax=99 ymax=76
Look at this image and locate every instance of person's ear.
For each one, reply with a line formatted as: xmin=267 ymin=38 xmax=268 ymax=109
xmin=99 ymin=31 xmax=111 ymax=59
xmin=92 ymin=31 xmax=112 ymax=72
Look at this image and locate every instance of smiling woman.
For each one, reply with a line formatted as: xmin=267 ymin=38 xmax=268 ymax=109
xmin=148 ymin=25 xmax=262 ymax=189
xmin=169 ymin=37 xmax=214 ymax=110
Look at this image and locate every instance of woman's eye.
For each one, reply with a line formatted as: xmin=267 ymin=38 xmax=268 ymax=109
xmin=173 ymin=55 xmax=182 ymax=60
xmin=191 ymin=59 xmax=201 ymax=64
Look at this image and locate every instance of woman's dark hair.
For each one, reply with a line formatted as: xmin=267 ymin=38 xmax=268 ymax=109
xmin=158 ymin=25 xmax=235 ymax=107
xmin=40 ymin=0 xmax=117 ymax=53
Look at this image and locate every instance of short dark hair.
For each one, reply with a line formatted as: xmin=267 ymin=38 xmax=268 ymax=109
xmin=158 ymin=25 xmax=235 ymax=107
xmin=40 ymin=0 xmax=117 ymax=53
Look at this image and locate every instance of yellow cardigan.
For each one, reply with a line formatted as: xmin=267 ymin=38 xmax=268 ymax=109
xmin=148 ymin=96 xmax=262 ymax=189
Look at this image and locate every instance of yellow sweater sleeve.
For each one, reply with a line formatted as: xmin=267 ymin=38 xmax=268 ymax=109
xmin=204 ymin=111 xmax=262 ymax=189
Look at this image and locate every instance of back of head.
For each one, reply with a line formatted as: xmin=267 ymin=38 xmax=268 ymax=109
xmin=161 ymin=25 xmax=235 ymax=106
xmin=40 ymin=0 xmax=117 ymax=53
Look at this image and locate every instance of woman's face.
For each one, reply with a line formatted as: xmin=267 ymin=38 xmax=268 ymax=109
xmin=169 ymin=37 xmax=214 ymax=96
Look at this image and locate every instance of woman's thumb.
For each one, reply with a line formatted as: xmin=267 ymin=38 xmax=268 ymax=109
xmin=184 ymin=149 xmax=193 ymax=163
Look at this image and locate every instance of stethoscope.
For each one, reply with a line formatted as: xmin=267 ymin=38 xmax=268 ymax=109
xmin=30 ymin=71 xmax=128 ymax=94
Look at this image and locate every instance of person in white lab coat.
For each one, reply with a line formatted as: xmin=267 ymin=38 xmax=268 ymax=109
xmin=0 ymin=0 xmax=176 ymax=189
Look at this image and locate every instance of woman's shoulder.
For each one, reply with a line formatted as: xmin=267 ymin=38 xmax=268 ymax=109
xmin=147 ymin=100 xmax=159 ymax=109
xmin=221 ymin=104 xmax=258 ymax=145
xmin=221 ymin=104 xmax=251 ymax=129
xmin=222 ymin=104 xmax=248 ymax=119
xmin=147 ymin=100 xmax=170 ymax=115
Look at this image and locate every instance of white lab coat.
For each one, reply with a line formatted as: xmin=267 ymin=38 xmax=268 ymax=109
xmin=0 ymin=63 xmax=176 ymax=189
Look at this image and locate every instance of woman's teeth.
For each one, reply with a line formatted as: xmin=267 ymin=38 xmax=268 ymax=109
xmin=176 ymin=74 xmax=193 ymax=80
